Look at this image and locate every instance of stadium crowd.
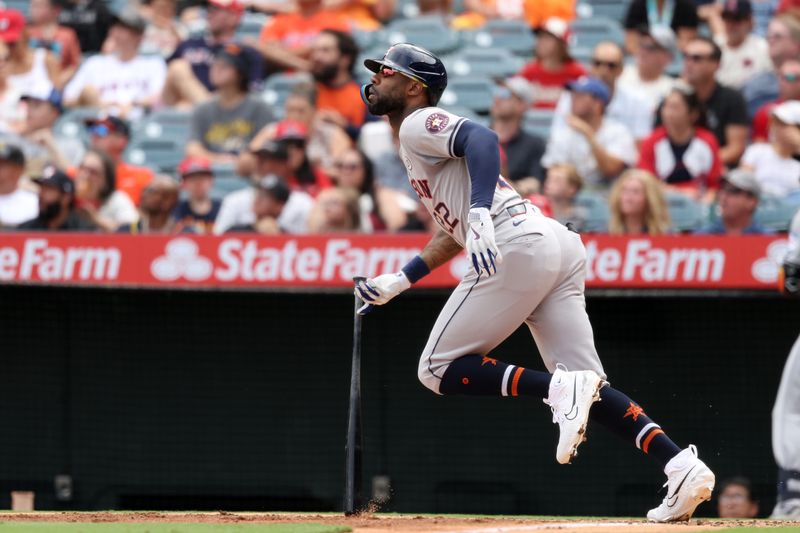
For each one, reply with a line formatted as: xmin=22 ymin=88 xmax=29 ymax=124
xmin=1 ymin=0 xmax=800 ymax=235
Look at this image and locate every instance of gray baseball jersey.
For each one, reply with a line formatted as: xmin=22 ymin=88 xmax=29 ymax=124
xmin=773 ymin=210 xmax=800 ymax=472
xmin=398 ymin=107 xmax=605 ymax=394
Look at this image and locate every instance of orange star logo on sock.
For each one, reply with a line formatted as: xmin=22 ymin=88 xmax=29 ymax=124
xmin=624 ymin=402 xmax=644 ymax=421
xmin=481 ymin=356 xmax=498 ymax=366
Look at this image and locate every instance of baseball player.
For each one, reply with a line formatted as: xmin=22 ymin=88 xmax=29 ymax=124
xmin=354 ymin=43 xmax=715 ymax=522
xmin=773 ymin=209 xmax=800 ymax=519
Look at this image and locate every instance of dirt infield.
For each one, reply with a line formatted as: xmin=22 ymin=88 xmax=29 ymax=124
xmin=1 ymin=512 xmax=799 ymax=533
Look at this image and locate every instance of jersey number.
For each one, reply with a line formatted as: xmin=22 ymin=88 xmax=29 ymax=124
xmin=433 ymin=202 xmax=459 ymax=234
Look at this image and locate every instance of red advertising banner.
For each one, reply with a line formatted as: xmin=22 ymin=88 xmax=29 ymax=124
xmin=0 ymin=233 xmax=789 ymax=290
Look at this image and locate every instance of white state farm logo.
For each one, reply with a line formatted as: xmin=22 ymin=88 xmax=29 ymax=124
xmin=751 ymin=239 xmax=788 ymax=283
xmin=150 ymin=238 xmax=213 ymax=281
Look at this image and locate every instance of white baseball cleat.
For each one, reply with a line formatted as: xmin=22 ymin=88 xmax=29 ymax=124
xmin=543 ymin=364 xmax=604 ymax=464
xmin=647 ymin=445 xmax=715 ymax=522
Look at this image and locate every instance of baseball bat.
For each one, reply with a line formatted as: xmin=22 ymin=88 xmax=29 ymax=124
xmin=344 ymin=278 xmax=365 ymax=515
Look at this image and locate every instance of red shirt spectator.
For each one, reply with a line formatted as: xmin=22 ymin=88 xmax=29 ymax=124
xmin=638 ymin=126 xmax=722 ymax=192
xmin=751 ymin=58 xmax=800 ymax=140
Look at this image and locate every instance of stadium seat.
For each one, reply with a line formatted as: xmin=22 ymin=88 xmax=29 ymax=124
xmin=53 ymin=107 xmax=100 ymax=145
xmin=466 ymin=19 xmax=536 ymax=57
xmin=570 ymin=17 xmax=625 ymax=49
xmin=438 ymin=76 xmax=495 ymax=113
xmin=124 ymin=138 xmax=184 ymax=173
xmin=666 ymin=192 xmax=705 ymax=233
xmin=443 ymin=47 xmax=524 ymax=79
xmin=574 ymin=190 xmax=610 ymax=232
xmin=569 ymin=46 xmax=594 ymax=68
xmin=131 ymin=109 xmax=192 ymax=142
xmin=438 ymin=105 xmax=490 ymax=127
xmin=210 ymin=163 xmax=249 ymax=199
xmin=381 ymin=16 xmax=461 ymax=55
xmin=522 ymin=109 xmax=555 ymax=139
xmin=235 ymin=12 xmax=270 ymax=40
xmin=755 ymin=195 xmax=800 ymax=232
xmin=394 ymin=0 xmax=420 ymax=19
xmin=576 ymin=0 xmax=629 ymax=22
xmin=261 ymin=72 xmax=313 ymax=110
xmin=3 ymin=0 xmax=29 ymax=15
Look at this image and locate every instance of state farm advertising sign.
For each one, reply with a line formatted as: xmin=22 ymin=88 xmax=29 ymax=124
xmin=0 ymin=233 xmax=789 ymax=290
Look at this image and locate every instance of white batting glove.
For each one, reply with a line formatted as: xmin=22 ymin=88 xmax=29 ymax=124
xmin=354 ymin=272 xmax=412 ymax=314
xmin=466 ymin=207 xmax=503 ymax=276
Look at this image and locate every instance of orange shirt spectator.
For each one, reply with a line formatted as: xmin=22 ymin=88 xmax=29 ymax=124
xmin=259 ymin=10 xmax=350 ymax=54
xmin=116 ymin=162 xmax=154 ymax=206
xmin=453 ymin=0 xmax=574 ymax=30
xmin=317 ymin=80 xmax=365 ymax=128
xmin=327 ymin=0 xmax=394 ymax=31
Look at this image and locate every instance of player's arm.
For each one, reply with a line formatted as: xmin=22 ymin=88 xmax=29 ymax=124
xmin=420 ymin=229 xmax=463 ymax=271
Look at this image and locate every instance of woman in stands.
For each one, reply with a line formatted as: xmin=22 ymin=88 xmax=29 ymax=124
xmin=741 ymin=100 xmax=800 ymax=197
xmin=637 ymin=84 xmax=721 ymax=202
xmin=608 ymin=169 xmax=671 ymax=235
xmin=1 ymin=9 xmax=61 ymax=91
xmin=517 ymin=17 xmax=585 ymax=109
xmin=306 ymin=186 xmax=361 ymax=232
xmin=74 ymin=149 xmax=138 ymax=232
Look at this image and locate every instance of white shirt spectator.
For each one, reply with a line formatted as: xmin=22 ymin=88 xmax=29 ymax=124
xmin=64 ymin=54 xmax=166 ymax=120
xmin=0 ymin=86 xmax=23 ymax=132
xmin=552 ymin=84 xmax=655 ymax=140
xmin=741 ymin=142 xmax=800 ymax=196
xmin=618 ymin=64 xmax=675 ymax=113
xmin=0 ymin=188 xmax=38 ymax=226
xmin=98 ymin=190 xmax=138 ymax=228
xmin=7 ymin=49 xmax=50 ymax=95
xmin=213 ymin=187 xmax=315 ymax=234
xmin=715 ymin=34 xmax=772 ymax=89
xmin=542 ymin=117 xmax=639 ymax=186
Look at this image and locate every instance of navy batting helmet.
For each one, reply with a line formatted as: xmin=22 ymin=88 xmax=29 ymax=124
xmin=363 ymin=43 xmax=448 ymax=106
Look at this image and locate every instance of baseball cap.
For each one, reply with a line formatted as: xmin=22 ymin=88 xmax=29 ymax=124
xmin=275 ymin=119 xmax=308 ymax=142
xmin=535 ymin=17 xmax=571 ymax=42
xmin=34 ymin=165 xmax=75 ymax=195
xmin=178 ymin=156 xmax=214 ymax=178
xmin=252 ymin=140 xmax=289 ymax=160
xmin=85 ymin=115 xmax=131 ymax=137
xmin=722 ymin=0 xmax=752 ymax=18
xmin=566 ymin=76 xmax=611 ymax=105
xmin=21 ymin=81 xmax=63 ymax=112
xmin=723 ymin=168 xmax=761 ymax=197
xmin=0 ymin=9 xmax=25 ymax=43
xmin=771 ymin=100 xmax=800 ymax=125
xmin=215 ymin=42 xmax=251 ymax=88
xmin=256 ymin=174 xmax=290 ymax=203
xmin=642 ymin=25 xmax=678 ymax=56
xmin=208 ymin=0 xmax=245 ymax=12
xmin=0 ymin=142 xmax=25 ymax=166
xmin=496 ymin=77 xmax=535 ymax=105
xmin=111 ymin=7 xmax=147 ymax=33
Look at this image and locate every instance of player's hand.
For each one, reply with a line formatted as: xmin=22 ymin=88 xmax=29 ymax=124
xmin=466 ymin=207 xmax=503 ymax=277
xmin=354 ymin=272 xmax=411 ymax=314
xmin=780 ymin=262 xmax=800 ymax=296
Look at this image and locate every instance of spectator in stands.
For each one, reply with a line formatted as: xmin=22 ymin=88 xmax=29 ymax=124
xmin=2 ymin=9 xmax=60 ymax=92
xmin=680 ymin=36 xmax=749 ymax=167
xmin=452 ymin=0 xmax=575 ymax=30
xmin=258 ymin=0 xmax=349 ymax=70
xmin=307 ymin=185 xmax=361 ymax=232
xmin=543 ymin=163 xmax=587 ymax=231
xmin=697 ymin=168 xmax=770 ymax=234
xmin=752 ymin=58 xmax=800 ymax=141
xmin=638 ymin=84 xmax=722 ymax=200
xmin=741 ymin=100 xmax=800 ymax=196
xmin=618 ymin=26 xmax=677 ymax=114
xmin=325 ymin=0 xmax=395 ymax=31
xmin=73 ymin=148 xmax=137 ymax=232
xmin=18 ymin=165 xmax=96 ymax=231
xmin=517 ymin=17 xmax=586 ymax=109
xmin=58 ymin=0 xmax=114 ymax=53
xmin=743 ymin=13 xmax=800 ymax=119
xmin=139 ymin=0 xmax=186 ymax=58
xmin=703 ymin=0 xmax=771 ymax=90
xmin=717 ymin=477 xmax=760 ymax=518
xmin=118 ymin=175 xmax=182 ymax=234
xmin=224 ymin=174 xmax=315 ymax=234
xmin=542 ymin=76 xmax=638 ymax=188
xmin=0 ymin=144 xmax=38 ymax=228
xmin=186 ymin=43 xmax=273 ymax=164
xmin=0 ymin=41 xmax=24 ymax=132
xmin=274 ymin=119 xmax=333 ymax=196
xmin=608 ymin=169 xmax=671 ymax=235
xmin=554 ymin=41 xmax=654 ymax=142
xmin=490 ymin=77 xmax=546 ymax=194
xmin=163 ymin=0 xmax=268 ymax=107
xmin=64 ymin=9 xmax=166 ymax=120
xmin=0 ymin=82 xmax=84 ymax=177
xmin=173 ymin=156 xmax=221 ymax=234
xmin=215 ymin=141 xmax=315 ymax=233
xmin=623 ymin=0 xmax=699 ymax=53
xmin=27 ymin=0 xmax=82 ymax=87
xmin=85 ymin=115 xmax=154 ymax=206
xmin=310 ymin=29 xmax=367 ymax=134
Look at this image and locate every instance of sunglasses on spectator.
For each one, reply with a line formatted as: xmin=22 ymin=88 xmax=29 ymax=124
xmin=591 ymin=59 xmax=620 ymax=69
xmin=89 ymin=124 xmax=112 ymax=137
xmin=683 ymin=53 xmax=716 ymax=62
xmin=781 ymin=72 xmax=800 ymax=82
xmin=335 ymin=161 xmax=361 ymax=171
xmin=380 ymin=66 xmax=428 ymax=88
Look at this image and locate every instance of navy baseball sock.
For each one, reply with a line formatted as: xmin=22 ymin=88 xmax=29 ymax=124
xmin=439 ymin=354 xmax=550 ymax=397
xmin=589 ymin=385 xmax=682 ymax=467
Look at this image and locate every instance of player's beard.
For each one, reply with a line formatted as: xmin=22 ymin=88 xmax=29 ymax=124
xmin=366 ymin=86 xmax=406 ymax=116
